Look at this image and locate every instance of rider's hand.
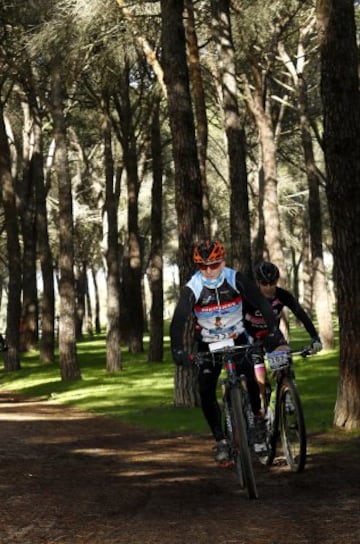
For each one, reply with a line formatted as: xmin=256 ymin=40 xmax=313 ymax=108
xmin=311 ymin=337 xmax=323 ymax=353
xmin=263 ymin=330 xmax=286 ymax=353
xmin=172 ymin=349 xmax=193 ymax=367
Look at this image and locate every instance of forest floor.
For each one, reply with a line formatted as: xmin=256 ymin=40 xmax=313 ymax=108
xmin=0 ymin=391 xmax=359 ymax=544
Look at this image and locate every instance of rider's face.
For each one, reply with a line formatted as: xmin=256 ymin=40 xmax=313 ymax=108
xmin=198 ymin=260 xmax=225 ymax=279
xmin=258 ymin=280 xmax=277 ymax=298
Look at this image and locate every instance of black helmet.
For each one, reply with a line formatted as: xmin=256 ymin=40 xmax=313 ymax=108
xmin=193 ymin=240 xmax=225 ymax=265
xmin=255 ymin=261 xmax=279 ymax=283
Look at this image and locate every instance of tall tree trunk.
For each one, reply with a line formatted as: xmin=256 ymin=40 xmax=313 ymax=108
xmin=51 ymin=67 xmax=80 ymax=381
xmin=299 ymin=80 xmax=334 ymax=349
xmin=113 ymin=64 xmax=144 ymax=354
xmin=317 ymin=0 xmax=360 ymax=429
xmin=278 ymin=33 xmax=334 ymax=349
xmin=32 ymin=109 xmax=55 ymax=363
xmin=185 ymin=0 xmax=211 ymax=238
xmin=0 ymin=105 xmax=21 ymax=371
xmin=74 ymin=263 xmax=86 ymax=341
xmin=301 ymin=226 xmax=312 ymax=316
xmin=102 ymin=93 xmax=122 ymax=373
xmin=252 ymin=164 xmax=266 ymax=265
xmin=19 ymin=97 xmax=38 ymax=351
xmin=148 ymin=100 xmax=164 ymax=362
xmin=160 ymin=0 xmax=204 ymax=408
xmin=91 ymin=267 xmax=101 ymax=334
xmin=84 ymin=264 xmax=93 ymax=336
xmin=211 ymin=0 xmax=252 ymax=277
xmin=160 ymin=0 xmax=204 ymax=286
xmin=244 ymin=69 xmax=285 ymax=279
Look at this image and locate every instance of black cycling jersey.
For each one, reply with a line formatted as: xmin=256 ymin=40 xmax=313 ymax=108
xmin=243 ymin=286 xmax=318 ymax=340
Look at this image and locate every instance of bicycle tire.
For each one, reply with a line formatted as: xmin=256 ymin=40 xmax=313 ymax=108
xmin=279 ymin=378 xmax=307 ymax=472
xmin=257 ymin=382 xmax=277 ymax=467
xmin=230 ymin=427 xmax=246 ymax=490
xmin=230 ymin=387 xmax=258 ymax=499
xmin=223 ymin=398 xmax=245 ymax=489
xmin=229 ymin=389 xmax=251 ymax=493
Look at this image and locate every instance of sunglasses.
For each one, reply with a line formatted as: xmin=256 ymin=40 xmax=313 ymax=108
xmin=198 ymin=262 xmax=222 ymax=270
xmin=259 ymin=280 xmax=277 ymax=286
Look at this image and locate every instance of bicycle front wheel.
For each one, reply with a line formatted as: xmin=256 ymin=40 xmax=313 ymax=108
xmin=279 ymin=378 xmax=307 ymax=472
xmin=230 ymin=387 xmax=258 ymax=499
xmin=223 ymin=399 xmax=245 ymax=489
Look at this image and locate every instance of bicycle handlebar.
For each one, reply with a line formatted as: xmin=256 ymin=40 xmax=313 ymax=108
xmin=193 ymin=343 xmax=315 ymax=365
xmin=193 ymin=344 xmax=259 ymax=365
xmin=290 ymin=346 xmax=314 ymax=358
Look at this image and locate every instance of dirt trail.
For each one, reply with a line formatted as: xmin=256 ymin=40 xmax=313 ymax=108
xmin=0 ymin=392 xmax=359 ymax=544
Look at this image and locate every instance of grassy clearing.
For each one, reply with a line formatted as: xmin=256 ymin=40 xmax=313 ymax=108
xmin=0 ymin=326 xmax=353 ymax=442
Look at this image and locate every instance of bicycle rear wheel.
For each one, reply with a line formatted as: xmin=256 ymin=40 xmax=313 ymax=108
xmin=257 ymin=382 xmax=277 ymax=466
xmin=279 ymin=378 xmax=307 ymax=472
xmin=230 ymin=387 xmax=258 ymax=499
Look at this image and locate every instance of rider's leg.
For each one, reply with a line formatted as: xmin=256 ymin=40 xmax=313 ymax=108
xmin=254 ymin=361 xmax=266 ymax=414
xmin=197 ymin=363 xmax=223 ymax=441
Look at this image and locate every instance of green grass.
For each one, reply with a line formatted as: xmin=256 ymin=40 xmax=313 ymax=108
xmin=0 ymin=327 xmax=355 ymax=441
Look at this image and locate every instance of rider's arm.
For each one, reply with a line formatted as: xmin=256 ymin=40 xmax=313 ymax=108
xmin=277 ymin=287 xmax=319 ymax=339
xmin=170 ymin=286 xmax=196 ymax=354
xmin=235 ymin=272 xmax=279 ymax=334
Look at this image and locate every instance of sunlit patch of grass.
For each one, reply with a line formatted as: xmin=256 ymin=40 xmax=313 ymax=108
xmin=0 ymin=324 xmax=352 ymax=439
xmin=308 ymin=428 xmax=360 ymax=456
xmin=293 ymin=349 xmax=339 ymax=433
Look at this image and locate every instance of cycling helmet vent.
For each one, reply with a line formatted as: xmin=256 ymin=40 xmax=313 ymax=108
xmin=193 ymin=240 xmax=226 ymax=264
xmin=255 ymin=261 xmax=280 ymax=283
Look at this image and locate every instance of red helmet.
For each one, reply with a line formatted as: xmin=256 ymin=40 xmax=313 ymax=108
xmin=193 ymin=240 xmax=226 ymax=265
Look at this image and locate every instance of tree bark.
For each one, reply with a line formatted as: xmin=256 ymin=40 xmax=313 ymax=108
xmin=102 ymin=93 xmax=122 ymax=373
xmin=32 ymin=107 xmax=55 ymax=363
xmin=211 ymin=0 xmax=252 ymax=277
xmin=160 ymin=0 xmax=204 ymax=407
xmin=185 ymin=0 xmax=211 ymax=239
xmin=19 ymin=97 xmax=38 ymax=351
xmin=0 ymin=105 xmax=22 ymax=371
xmin=278 ymin=32 xmax=334 ymax=349
xmin=243 ymin=67 xmax=286 ymax=278
xmin=148 ymin=100 xmax=164 ymax=362
xmin=317 ymin=0 xmax=360 ymax=429
xmin=160 ymin=0 xmax=204 ymax=287
xmin=113 ymin=63 xmax=144 ymax=354
xmin=51 ymin=66 xmax=81 ymax=381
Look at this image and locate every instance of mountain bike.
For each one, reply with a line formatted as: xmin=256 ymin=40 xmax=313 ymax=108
xmin=194 ymin=343 xmax=259 ymax=500
xmin=258 ymin=346 xmax=313 ymax=473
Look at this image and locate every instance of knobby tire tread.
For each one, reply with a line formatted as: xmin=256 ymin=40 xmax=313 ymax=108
xmin=230 ymin=387 xmax=258 ymax=499
xmin=258 ymin=382 xmax=277 ymax=467
xmin=279 ymin=378 xmax=306 ymax=472
xmin=224 ymin=397 xmax=245 ymax=489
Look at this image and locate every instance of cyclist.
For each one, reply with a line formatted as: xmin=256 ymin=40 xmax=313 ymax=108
xmin=170 ymin=240 xmax=285 ymax=464
xmin=243 ymin=261 xmax=322 ymax=410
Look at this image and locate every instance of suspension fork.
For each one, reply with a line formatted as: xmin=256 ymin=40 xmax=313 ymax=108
xmin=225 ymin=357 xmax=256 ymax=431
xmin=222 ymin=358 xmax=237 ymax=436
xmin=239 ymin=374 xmax=256 ymax=435
xmin=272 ymin=372 xmax=284 ymax=432
xmin=221 ymin=380 xmax=233 ymax=437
